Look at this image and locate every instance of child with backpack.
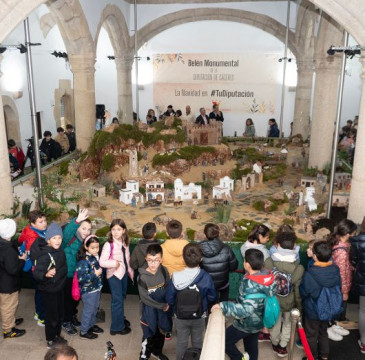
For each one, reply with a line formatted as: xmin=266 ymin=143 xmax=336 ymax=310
xmin=212 ymin=248 xmax=277 ymax=360
xmin=131 ymin=222 xmax=160 ymax=270
xmin=166 ymin=243 xmax=216 ymax=360
xmin=31 ymin=223 xmax=68 ymax=349
xmin=161 ymin=220 xmax=189 ymax=276
xmin=75 ymin=235 xmax=103 ymax=340
xmin=61 ymin=208 xmax=91 ymax=336
xmin=100 ymin=219 xmax=134 ymax=335
xmin=269 ymin=224 xmax=300 ymax=261
xmin=138 ymin=244 xmax=170 ymax=360
xmin=266 ymin=230 xmax=304 ymax=357
xmin=300 ymin=240 xmax=343 ymax=360
xmin=199 ymin=223 xmax=238 ymax=302
xmin=19 ymin=210 xmax=47 ymax=326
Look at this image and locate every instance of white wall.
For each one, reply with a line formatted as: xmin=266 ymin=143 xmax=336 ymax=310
xmin=0 ymin=5 xmax=72 ymax=152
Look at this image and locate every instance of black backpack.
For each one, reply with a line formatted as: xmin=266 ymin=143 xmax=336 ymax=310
xmin=176 ymin=283 xmax=203 ymax=320
xmin=182 ymin=347 xmax=201 ymax=360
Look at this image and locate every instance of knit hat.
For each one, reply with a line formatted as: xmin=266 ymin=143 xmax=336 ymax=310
xmin=45 ymin=223 xmax=63 ymax=241
xmin=0 ymin=218 xmax=17 ymax=240
xmin=360 ymin=216 xmax=365 ymax=233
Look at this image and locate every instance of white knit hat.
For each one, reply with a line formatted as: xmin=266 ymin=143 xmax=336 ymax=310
xmin=0 ymin=218 xmax=17 ymax=240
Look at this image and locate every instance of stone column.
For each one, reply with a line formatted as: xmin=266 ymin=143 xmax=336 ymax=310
xmin=0 ymin=95 xmax=14 ymax=215
xmin=308 ymin=56 xmax=342 ymax=170
xmin=115 ymin=56 xmax=133 ymax=124
xmin=292 ymin=59 xmax=314 ymax=140
xmin=69 ymin=54 xmax=96 ymax=152
xmin=348 ymin=57 xmax=365 ymax=223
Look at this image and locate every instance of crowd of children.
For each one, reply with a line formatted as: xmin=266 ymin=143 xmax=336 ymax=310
xmin=1 ymin=209 xmax=365 ymax=360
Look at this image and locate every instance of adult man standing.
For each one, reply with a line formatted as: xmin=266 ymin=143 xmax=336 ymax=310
xmin=209 ymin=104 xmax=224 ymax=122
xmin=182 ymin=105 xmax=195 ymax=123
xmin=195 ymin=108 xmax=210 ymax=125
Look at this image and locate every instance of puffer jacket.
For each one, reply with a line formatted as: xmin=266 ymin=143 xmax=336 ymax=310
xmin=199 ymin=238 xmax=238 ymax=289
xmin=32 ymin=237 xmax=67 ymax=293
xmin=0 ymin=238 xmax=25 ymax=293
xmin=220 ymin=269 xmax=277 ymax=333
xmin=332 ymin=242 xmax=352 ymax=296
xmin=350 ymin=233 xmax=365 ymax=296
xmin=76 ymin=254 xmax=103 ymax=296
xmin=161 ymin=239 xmax=189 ymax=276
xmin=18 ymin=225 xmax=46 ymax=251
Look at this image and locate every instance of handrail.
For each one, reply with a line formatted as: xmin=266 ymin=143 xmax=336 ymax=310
xmin=200 ymin=308 xmax=226 ymax=360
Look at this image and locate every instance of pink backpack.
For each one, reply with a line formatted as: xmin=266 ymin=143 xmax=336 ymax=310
xmin=71 ymin=271 xmax=81 ymax=301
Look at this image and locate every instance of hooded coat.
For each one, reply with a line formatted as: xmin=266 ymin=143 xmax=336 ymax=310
xmin=300 ymin=261 xmax=341 ymax=320
xmin=31 ymin=237 xmax=67 ymax=293
xmin=0 ymin=238 xmax=25 ymax=293
xmin=350 ymin=233 xmax=365 ymax=296
xmin=220 ymin=269 xmax=277 ymax=333
xmin=161 ymin=239 xmax=189 ymax=276
xmin=199 ymin=238 xmax=238 ymax=289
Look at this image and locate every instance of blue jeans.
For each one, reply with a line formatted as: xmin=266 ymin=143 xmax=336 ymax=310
xmin=107 ymin=274 xmax=127 ymax=331
xmin=225 ymin=325 xmax=259 ymax=360
xmin=29 ymin=270 xmax=44 ymax=321
xmin=81 ymin=291 xmax=101 ymax=334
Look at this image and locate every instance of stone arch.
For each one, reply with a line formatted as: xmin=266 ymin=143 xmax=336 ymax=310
xmin=94 ymin=5 xmax=131 ymax=57
xmin=2 ymin=95 xmax=21 ymax=145
xmin=135 ymin=8 xmax=301 ymax=59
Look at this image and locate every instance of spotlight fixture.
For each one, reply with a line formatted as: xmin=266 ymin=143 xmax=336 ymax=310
xmin=278 ymin=57 xmax=293 ymax=63
xmin=0 ymin=47 xmax=6 ymax=54
xmin=51 ymin=50 xmax=68 ymax=59
xmin=107 ymin=55 xmax=115 ymax=60
xmin=327 ymin=45 xmax=364 ymax=58
xmin=18 ymin=44 xmax=27 ymax=53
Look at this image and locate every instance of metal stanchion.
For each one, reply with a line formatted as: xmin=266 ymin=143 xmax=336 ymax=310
xmin=288 ymin=308 xmax=301 ymax=360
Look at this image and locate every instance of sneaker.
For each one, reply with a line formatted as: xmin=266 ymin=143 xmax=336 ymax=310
xmin=272 ymin=344 xmax=288 ymax=357
xmin=110 ymin=327 xmax=131 ymax=335
xmin=165 ymin=332 xmax=172 ymax=341
xmin=3 ymin=328 xmax=26 ymax=339
xmin=71 ymin=316 xmax=81 ymax=328
xmin=331 ymin=324 xmax=350 ymax=336
xmin=151 ymin=353 xmax=169 ymax=360
xmin=89 ymin=325 xmax=104 ymax=334
xmin=37 ymin=319 xmax=45 ymax=327
xmin=47 ymin=340 xmax=55 ymax=349
xmin=34 ymin=312 xmax=39 ymax=321
xmin=242 ymin=352 xmax=250 ymax=360
xmin=327 ymin=326 xmax=343 ymax=341
xmin=295 ymin=339 xmax=304 ymax=349
xmin=62 ymin=322 xmax=77 ymax=336
xmin=258 ymin=332 xmax=271 ymax=342
xmin=80 ymin=331 xmax=98 ymax=340
xmin=359 ymin=340 xmax=365 ymax=354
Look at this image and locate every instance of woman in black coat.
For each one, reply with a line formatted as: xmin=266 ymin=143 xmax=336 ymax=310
xmin=350 ymin=217 xmax=365 ymax=351
xmin=199 ymin=223 xmax=238 ymax=302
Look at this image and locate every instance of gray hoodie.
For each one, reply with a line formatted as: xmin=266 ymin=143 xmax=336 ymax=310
xmin=241 ymin=241 xmax=270 ymax=261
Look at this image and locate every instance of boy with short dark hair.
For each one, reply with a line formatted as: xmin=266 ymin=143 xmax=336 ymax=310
xmin=138 ymin=244 xmax=170 ymax=360
xmin=166 ymin=243 xmax=216 ymax=360
xmin=199 ymin=223 xmax=238 ymax=302
xmin=212 ymin=249 xmax=277 ymax=360
xmin=266 ymin=231 xmax=304 ymax=357
xmin=65 ymin=124 xmax=76 ymax=152
xmin=32 ymin=223 xmax=68 ymax=349
xmin=131 ymin=222 xmax=160 ymax=270
xmin=44 ymin=344 xmax=78 ymax=360
xmin=300 ymin=240 xmax=342 ymax=360
xmin=161 ymin=220 xmax=189 ymax=276
xmin=19 ymin=209 xmax=47 ymax=326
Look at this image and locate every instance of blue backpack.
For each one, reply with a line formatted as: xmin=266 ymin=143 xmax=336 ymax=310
xmin=313 ymin=285 xmax=343 ymax=321
xmin=245 ymin=293 xmax=280 ymax=329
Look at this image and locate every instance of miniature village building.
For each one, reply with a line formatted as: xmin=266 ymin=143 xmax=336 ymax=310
xmin=183 ymin=119 xmax=222 ymax=145
xmin=91 ymin=184 xmax=106 ymax=197
xmin=241 ymin=173 xmax=256 ymax=191
xmin=301 ymin=176 xmax=317 ymax=188
xmin=334 ymin=172 xmax=352 ymax=190
xmin=212 ymin=176 xmax=234 ymax=199
xmin=174 ymin=178 xmax=202 ymax=200
xmin=119 ymin=180 xmax=144 ymax=205
xmin=146 ymin=180 xmax=165 ymax=202
xmin=305 ymin=186 xmax=317 ymax=211
xmin=332 ymin=193 xmax=350 ymax=207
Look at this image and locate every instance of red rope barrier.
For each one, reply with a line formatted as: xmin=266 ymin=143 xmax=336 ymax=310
xmin=298 ymin=323 xmax=314 ymax=360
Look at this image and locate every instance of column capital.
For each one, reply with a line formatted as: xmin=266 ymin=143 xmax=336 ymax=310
xmin=114 ymin=54 xmax=134 ymax=70
xmin=296 ymin=58 xmax=315 ymax=73
xmin=69 ymin=54 xmax=96 ymax=74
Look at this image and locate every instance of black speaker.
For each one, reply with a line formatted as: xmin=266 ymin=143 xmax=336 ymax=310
xmin=96 ymin=104 xmax=105 ymax=119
